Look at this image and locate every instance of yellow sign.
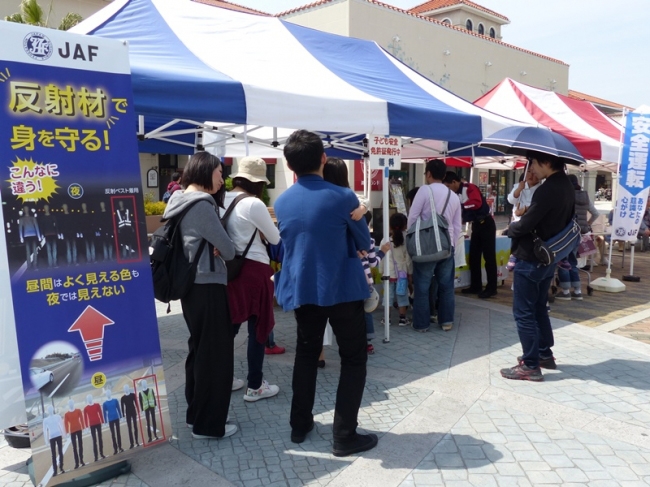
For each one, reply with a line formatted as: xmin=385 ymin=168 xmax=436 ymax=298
xmin=91 ymin=372 xmax=106 ymax=388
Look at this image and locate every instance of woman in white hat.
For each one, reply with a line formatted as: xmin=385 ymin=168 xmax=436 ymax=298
xmin=221 ymin=156 xmax=281 ymax=402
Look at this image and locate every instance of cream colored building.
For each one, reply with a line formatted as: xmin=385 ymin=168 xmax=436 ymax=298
xmin=280 ymin=0 xmax=569 ymax=102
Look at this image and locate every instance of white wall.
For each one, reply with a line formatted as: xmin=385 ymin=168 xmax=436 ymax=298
xmin=1 ymin=0 xmax=107 ymax=29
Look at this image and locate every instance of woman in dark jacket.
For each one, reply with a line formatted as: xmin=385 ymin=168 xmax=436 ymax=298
xmin=555 ymin=174 xmax=599 ymax=301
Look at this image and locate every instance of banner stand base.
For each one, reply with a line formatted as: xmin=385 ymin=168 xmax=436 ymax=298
xmin=622 ymin=275 xmax=641 ymax=282
xmin=28 ymin=457 xmax=131 ymax=487
xmin=591 ymin=269 xmax=627 ymax=293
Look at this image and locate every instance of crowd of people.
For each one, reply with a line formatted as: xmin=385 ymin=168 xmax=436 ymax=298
xmin=162 ymin=128 xmax=629 ymax=455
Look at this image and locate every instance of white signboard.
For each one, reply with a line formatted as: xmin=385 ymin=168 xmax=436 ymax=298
xmin=368 ymin=135 xmax=402 ymax=170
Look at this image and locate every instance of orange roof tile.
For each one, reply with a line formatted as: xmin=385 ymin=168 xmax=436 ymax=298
xmin=568 ymin=90 xmax=632 ymax=111
xmin=409 ymin=0 xmax=509 ymax=22
xmin=192 ymin=0 xmax=269 ymax=15
xmin=277 ymin=0 xmax=565 ymax=66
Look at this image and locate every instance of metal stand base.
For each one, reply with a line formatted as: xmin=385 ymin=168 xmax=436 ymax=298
xmin=622 ymin=275 xmax=641 ymax=282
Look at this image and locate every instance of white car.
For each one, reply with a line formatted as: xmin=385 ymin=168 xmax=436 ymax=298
xmin=29 ymin=367 xmax=54 ymax=390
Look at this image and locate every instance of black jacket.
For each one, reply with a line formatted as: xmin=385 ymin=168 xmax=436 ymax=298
xmin=508 ymin=171 xmax=575 ymax=263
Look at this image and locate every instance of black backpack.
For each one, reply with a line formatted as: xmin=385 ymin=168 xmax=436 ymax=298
xmin=150 ymin=201 xmax=212 ymax=312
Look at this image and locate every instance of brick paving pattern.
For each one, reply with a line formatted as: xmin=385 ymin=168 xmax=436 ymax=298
xmin=3 ymin=284 xmax=650 ymax=486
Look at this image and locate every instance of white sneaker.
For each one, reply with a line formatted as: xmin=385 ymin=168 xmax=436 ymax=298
xmin=232 ymin=377 xmax=245 ymax=391
xmin=244 ymin=380 xmax=279 ymax=402
xmin=192 ymin=424 xmax=237 ymax=439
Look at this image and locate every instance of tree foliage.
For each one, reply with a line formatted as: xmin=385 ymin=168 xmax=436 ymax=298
xmin=5 ymin=0 xmax=82 ymax=30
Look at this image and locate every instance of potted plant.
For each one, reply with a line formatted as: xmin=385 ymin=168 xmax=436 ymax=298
xmin=144 ymin=193 xmax=167 ymax=234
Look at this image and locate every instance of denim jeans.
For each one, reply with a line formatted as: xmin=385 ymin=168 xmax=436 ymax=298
xmin=364 ymin=312 xmax=375 ymax=340
xmin=412 ymin=252 xmax=455 ymax=330
xmin=557 ymin=251 xmax=580 ymax=291
xmin=512 ymin=260 xmax=556 ymax=368
xmin=234 ymin=316 xmax=265 ymax=390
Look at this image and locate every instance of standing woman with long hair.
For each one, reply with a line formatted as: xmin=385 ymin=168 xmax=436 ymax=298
xmin=221 ymin=157 xmax=281 ymax=402
xmin=162 ymin=152 xmax=236 ymax=439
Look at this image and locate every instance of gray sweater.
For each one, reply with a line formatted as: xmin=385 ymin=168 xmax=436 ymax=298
xmin=163 ymin=191 xmax=235 ymax=285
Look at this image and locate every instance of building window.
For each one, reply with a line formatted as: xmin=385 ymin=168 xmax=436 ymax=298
xmin=266 ymin=164 xmax=276 ymax=189
xmin=478 ymin=23 xmax=484 ymax=35
xmin=441 ymin=18 xmax=451 ymax=24
xmin=489 ymin=27 xmax=496 ymax=38
xmin=465 ymin=19 xmax=473 ymax=31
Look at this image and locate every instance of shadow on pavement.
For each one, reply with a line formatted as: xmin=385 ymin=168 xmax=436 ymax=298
xmin=542 ymin=359 xmax=650 ymax=390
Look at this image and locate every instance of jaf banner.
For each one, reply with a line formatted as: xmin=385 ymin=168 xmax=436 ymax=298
xmin=611 ymin=111 xmax=650 ymax=242
xmin=0 ymin=23 xmax=171 ymax=486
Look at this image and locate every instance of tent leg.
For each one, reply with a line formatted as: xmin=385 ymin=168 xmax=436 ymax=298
xmin=382 ymin=167 xmax=390 ymax=344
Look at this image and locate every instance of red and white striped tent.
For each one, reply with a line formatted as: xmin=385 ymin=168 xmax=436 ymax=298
xmin=475 ymin=78 xmax=623 ymax=170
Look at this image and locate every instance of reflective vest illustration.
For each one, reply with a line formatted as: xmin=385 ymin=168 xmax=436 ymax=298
xmin=140 ymin=388 xmax=155 ymax=410
xmin=116 ymin=208 xmax=132 ymax=229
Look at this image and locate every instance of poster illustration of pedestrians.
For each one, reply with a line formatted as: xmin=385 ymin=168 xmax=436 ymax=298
xmin=0 ymin=23 xmax=171 ymax=486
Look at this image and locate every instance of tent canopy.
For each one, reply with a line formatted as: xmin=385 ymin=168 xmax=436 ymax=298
xmin=475 ymin=78 xmax=622 ymax=166
xmin=72 ymin=0 xmax=525 ymax=156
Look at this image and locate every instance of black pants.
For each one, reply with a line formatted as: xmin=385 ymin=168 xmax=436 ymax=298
xmin=70 ymin=430 xmax=84 ymax=467
xmin=50 ymin=436 xmax=63 ymax=472
xmin=144 ymin=408 xmax=157 ymax=441
xmin=90 ymin=424 xmax=104 ymax=460
xmin=469 ymin=217 xmax=497 ymax=291
xmin=125 ymin=412 xmax=138 ymax=447
xmin=291 ymin=300 xmax=367 ymax=442
xmin=109 ymin=419 xmax=122 ymax=452
xmin=181 ymin=283 xmax=233 ymax=437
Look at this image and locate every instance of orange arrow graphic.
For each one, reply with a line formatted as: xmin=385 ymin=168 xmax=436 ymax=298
xmin=68 ymin=306 xmax=114 ymax=361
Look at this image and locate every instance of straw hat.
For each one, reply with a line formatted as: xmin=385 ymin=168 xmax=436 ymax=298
xmin=231 ymin=156 xmax=270 ymax=184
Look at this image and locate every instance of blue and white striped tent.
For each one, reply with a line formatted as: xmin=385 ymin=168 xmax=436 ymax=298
xmin=72 ymin=0 xmax=524 ymax=156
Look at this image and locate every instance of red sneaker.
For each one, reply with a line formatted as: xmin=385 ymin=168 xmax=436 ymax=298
xmin=265 ymin=345 xmax=285 ymax=355
xmin=367 ymin=344 xmax=375 ymax=355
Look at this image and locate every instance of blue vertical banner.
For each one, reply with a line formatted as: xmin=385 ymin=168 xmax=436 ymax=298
xmin=0 ymin=23 xmax=171 ymax=485
xmin=612 ymin=112 xmax=650 ymax=242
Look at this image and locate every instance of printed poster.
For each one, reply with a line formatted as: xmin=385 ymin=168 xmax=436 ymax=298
xmin=0 ymin=23 xmax=171 ymax=486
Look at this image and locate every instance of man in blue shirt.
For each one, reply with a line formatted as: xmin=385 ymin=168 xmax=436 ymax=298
xmin=275 ymin=130 xmax=376 ymax=457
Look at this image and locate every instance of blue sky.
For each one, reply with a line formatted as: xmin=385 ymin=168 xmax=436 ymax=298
xmin=235 ymin=0 xmax=649 ymax=109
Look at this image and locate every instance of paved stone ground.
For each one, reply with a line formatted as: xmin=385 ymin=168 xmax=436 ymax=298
xmin=3 ymin=296 xmax=650 ymax=487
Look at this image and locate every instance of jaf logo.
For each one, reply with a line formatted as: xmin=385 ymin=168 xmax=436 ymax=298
xmin=23 ymin=32 xmax=53 ymax=61
xmin=615 ymin=227 xmax=626 ymax=237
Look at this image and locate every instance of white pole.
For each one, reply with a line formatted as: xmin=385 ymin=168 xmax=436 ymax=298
xmin=383 ymin=166 xmax=390 ymax=343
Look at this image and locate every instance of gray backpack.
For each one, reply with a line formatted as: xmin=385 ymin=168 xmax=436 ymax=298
xmin=406 ymin=185 xmax=452 ymax=263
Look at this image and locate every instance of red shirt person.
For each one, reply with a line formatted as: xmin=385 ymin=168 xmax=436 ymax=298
xmin=443 ymin=172 xmax=498 ymax=299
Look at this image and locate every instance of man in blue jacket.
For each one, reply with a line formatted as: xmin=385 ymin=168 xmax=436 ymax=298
xmin=275 ymin=130 xmax=376 ymax=457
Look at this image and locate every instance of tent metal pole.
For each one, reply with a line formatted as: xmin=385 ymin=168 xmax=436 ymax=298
xmin=382 ymin=165 xmax=390 ymax=343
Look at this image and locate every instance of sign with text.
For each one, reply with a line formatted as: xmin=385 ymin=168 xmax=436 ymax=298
xmin=353 ymin=159 xmax=383 ymax=191
xmin=368 ymin=135 xmax=402 ymax=170
xmin=0 ymin=23 xmax=171 ymax=486
xmin=612 ymin=112 xmax=650 ymax=242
